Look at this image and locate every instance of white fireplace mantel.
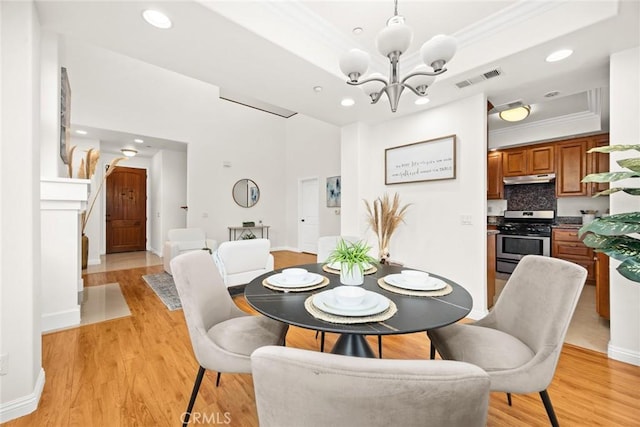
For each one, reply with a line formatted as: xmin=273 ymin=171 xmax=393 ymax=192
xmin=40 ymin=177 xmax=90 ymax=332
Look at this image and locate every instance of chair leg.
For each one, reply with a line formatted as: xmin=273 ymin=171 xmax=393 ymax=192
xmin=506 ymin=392 xmax=512 ymax=406
xmin=540 ymin=389 xmax=560 ymax=427
xmin=215 ymin=372 xmax=221 ymax=387
xmin=183 ymin=366 xmax=206 ymax=427
xmin=429 ymin=342 xmax=436 ymax=360
xmin=377 ymin=335 xmax=383 ymax=358
xmin=320 ymin=331 xmax=325 ymax=352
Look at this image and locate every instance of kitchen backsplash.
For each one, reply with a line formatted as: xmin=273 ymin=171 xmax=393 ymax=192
xmin=487 ymin=184 xmax=609 ymax=217
xmin=504 ymin=183 xmax=556 ymax=211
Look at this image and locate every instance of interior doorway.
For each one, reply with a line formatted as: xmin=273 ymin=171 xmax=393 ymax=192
xmin=298 ymin=177 xmax=319 ymax=253
xmin=106 ymin=166 xmax=147 ymax=253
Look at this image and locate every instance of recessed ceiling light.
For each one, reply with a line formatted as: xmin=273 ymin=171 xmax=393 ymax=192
xmin=499 ymin=105 xmax=531 ymax=122
xmin=341 ymin=98 xmax=355 ymax=107
xmin=142 ymin=10 xmax=172 ymax=29
xmin=134 ymin=138 xmax=144 ymax=143
xmin=313 ymin=86 xmax=323 ymax=93
xmin=415 ymin=97 xmax=430 ymax=105
xmin=546 ymin=49 xmax=573 ymax=62
xmin=544 ymin=91 xmax=560 ymax=98
xmin=352 ymin=27 xmax=363 ymax=35
xmin=75 ymin=130 xmax=88 ymax=135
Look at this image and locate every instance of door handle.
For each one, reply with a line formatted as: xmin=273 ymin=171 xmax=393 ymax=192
xmin=301 ymin=219 xmax=305 ymax=222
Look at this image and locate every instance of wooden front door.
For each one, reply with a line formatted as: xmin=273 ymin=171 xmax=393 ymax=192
xmin=106 ymin=166 xmax=147 ymax=253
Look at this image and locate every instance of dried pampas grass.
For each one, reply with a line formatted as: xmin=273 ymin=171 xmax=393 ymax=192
xmin=364 ymin=193 xmax=410 ymax=262
xmin=82 ymin=156 xmax=127 ymax=233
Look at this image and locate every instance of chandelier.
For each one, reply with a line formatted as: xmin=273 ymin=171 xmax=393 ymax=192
xmin=339 ymin=0 xmax=457 ymax=112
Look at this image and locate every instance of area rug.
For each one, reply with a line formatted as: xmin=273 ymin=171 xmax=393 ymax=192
xmin=142 ymin=273 xmax=182 ymax=311
xmin=81 ymin=283 xmax=131 ymax=326
xmin=142 ymin=273 xmax=246 ymax=311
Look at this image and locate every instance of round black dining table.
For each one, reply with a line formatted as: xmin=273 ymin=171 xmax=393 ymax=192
xmin=244 ymin=263 xmax=473 ymax=357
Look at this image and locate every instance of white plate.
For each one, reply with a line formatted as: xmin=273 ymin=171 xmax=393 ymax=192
xmin=326 ymin=262 xmax=373 ymax=271
xmin=383 ymin=274 xmax=447 ymax=291
xmin=266 ymin=272 xmax=323 ymax=288
xmin=312 ymin=289 xmax=390 ymax=316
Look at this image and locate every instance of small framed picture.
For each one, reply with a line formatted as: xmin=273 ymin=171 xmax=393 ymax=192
xmin=326 ymin=176 xmax=341 ymax=207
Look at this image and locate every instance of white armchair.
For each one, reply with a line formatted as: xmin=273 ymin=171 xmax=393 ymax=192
xmin=163 ymin=228 xmax=217 ymax=275
xmin=213 ymin=238 xmax=274 ymax=288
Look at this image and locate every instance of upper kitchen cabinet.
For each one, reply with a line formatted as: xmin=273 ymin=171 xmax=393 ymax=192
xmin=556 ymin=138 xmax=589 ymax=196
xmin=502 ymin=144 xmax=554 ymax=177
xmin=555 ymin=133 xmax=609 ymax=197
xmin=589 ymin=134 xmax=610 ymax=195
xmin=487 ymin=151 xmax=503 ymax=200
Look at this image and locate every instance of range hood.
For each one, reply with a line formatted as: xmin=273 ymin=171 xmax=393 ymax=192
xmin=503 ymin=173 xmax=556 ymax=185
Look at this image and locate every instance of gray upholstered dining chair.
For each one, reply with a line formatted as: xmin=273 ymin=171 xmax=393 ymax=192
xmin=428 ymin=255 xmax=587 ymax=427
xmin=170 ymin=250 xmax=288 ymax=427
xmin=251 ymin=345 xmax=490 ymax=427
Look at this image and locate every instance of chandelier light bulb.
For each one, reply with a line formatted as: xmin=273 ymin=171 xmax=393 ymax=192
xmin=339 ymin=49 xmax=370 ymax=82
xmin=421 ymin=34 xmax=458 ymax=71
xmin=376 ymin=20 xmax=413 ymax=57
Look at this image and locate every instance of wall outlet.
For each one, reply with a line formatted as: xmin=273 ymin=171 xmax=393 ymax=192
xmin=0 ymin=353 xmax=8 ymax=375
xmin=460 ymin=215 xmax=472 ymax=225
xmin=202 ymin=212 xmax=208 ymax=218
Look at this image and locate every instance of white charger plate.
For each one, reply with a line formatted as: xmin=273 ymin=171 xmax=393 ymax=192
xmin=266 ymin=272 xmax=323 ymax=288
xmin=312 ymin=289 xmax=389 ymax=316
xmin=383 ymin=274 xmax=447 ymax=291
xmin=326 ymin=262 xmax=373 ymax=271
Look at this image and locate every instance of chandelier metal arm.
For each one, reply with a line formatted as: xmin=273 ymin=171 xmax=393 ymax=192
xmin=401 ymin=83 xmax=428 ymax=97
xmin=400 ymin=69 xmax=446 ymax=86
xmin=346 ymin=76 xmax=389 ymax=87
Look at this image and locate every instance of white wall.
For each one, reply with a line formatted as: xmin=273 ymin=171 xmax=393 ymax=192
xmin=341 ymin=94 xmax=488 ymax=317
xmin=62 ymin=38 xmax=288 ymax=248
xmin=608 ymin=46 xmax=640 ymax=366
xmin=158 ymin=150 xmax=188 ymax=253
xmin=0 ymin=0 xmax=45 ymax=421
xmin=285 ymin=114 xmax=341 ymax=251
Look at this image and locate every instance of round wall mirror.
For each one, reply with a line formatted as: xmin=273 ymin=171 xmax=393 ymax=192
xmin=232 ymin=179 xmax=260 ymax=208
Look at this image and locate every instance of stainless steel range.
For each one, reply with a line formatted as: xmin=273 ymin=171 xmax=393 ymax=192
xmin=496 ymin=210 xmax=554 ymax=274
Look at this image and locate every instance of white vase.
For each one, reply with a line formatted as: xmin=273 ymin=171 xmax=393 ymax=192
xmin=340 ymin=263 xmax=364 ymax=285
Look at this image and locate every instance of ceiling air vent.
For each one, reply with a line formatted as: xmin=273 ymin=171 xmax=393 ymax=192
xmin=455 ymin=68 xmax=502 ymax=89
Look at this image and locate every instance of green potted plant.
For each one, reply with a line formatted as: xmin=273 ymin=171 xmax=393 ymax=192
xmin=326 ymin=239 xmax=377 ymax=285
xmin=579 ymin=144 xmax=640 ymax=283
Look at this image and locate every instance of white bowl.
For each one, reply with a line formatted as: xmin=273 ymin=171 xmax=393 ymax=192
xmin=401 ymin=270 xmax=430 ymax=284
xmin=333 ymin=286 xmax=366 ymax=307
xmin=282 ymin=268 xmax=308 ymax=283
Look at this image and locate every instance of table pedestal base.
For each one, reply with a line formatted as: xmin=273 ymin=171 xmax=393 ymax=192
xmin=331 ymin=334 xmax=375 ymax=358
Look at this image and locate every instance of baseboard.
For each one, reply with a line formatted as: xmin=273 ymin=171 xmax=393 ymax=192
xmin=0 ymin=368 xmax=45 ymax=423
xmin=87 ymin=257 xmax=101 ymax=266
xmin=608 ymin=343 xmax=640 ymax=366
xmin=41 ymin=306 xmax=80 ymax=333
xmin=271 ymin=245 xmax=299 ymax=252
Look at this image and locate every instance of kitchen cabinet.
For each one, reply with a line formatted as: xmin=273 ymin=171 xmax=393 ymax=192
xmin=555 ymin=138 xmax=589 ymax=197
xmin=487 ymin=151 xmax=503 ymax=199
xmin=502 ymin=144 xmax=554 ymax=177
xmin=588 ymin=134 xmax=610 ymax=195
xmin=555 ymin=134 xmax=609 ymax=197
xmin=487 ymin=232 xmax=497 ymax=309
xmin=595 ymin=252 xmax=610 ymax=319
xmin=552 ymin=228 xmax=595 ymax=286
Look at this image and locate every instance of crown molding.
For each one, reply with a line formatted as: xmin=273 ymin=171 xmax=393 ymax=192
xmin=490 ymin=110 xmax=599 ymax=137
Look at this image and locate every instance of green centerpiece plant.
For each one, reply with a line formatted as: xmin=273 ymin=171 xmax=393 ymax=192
xmin=578 ymin=144 xmax=640 ymax=283
xmin=326 ymin=239 xmax=377 ymax=285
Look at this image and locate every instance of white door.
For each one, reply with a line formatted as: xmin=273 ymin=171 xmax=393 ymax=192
xmin=298 ymin=178 xmax=319 ymax=253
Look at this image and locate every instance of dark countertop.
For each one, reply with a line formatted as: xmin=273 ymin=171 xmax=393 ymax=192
xmin=552 ymin=223 xmax=582 ymax=229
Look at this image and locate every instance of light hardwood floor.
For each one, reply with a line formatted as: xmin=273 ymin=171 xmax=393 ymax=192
xmin=6 ymin=251 xmax=639 ymax=426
